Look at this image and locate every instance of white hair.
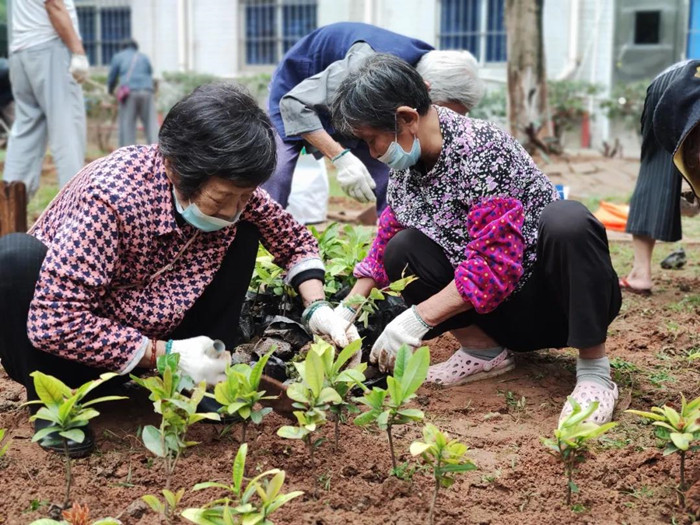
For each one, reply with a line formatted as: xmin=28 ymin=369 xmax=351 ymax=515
xmin=415 ymin=50 xmax=485 ymax=111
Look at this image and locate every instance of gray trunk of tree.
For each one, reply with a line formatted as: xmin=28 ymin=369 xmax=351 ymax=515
xmin=505 ymin=0 xmax=551 ymax=151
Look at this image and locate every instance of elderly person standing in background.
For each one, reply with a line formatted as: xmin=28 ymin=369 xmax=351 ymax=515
xmin=332 ymin=54 xmax=622 ymax=425
xmin=108 ymin=39 xmax=159 ymax=147
xmin=0 ymin=82 xmax=358 ymax=458
xmin=2 ymin=0 xmax=88 ymax=197
xmin=263 ymin=22 xmax=483 ymax=212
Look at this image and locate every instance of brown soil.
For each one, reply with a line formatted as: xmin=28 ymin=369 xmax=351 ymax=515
xmin=1 ymin=255 xmax=699 ymax=525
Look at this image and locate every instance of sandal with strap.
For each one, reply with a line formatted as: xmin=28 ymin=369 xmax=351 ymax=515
xmin=559 ymin=381 xmax=619 ymax=425
xmin=426 ymin=348 xmax=515 ymax=386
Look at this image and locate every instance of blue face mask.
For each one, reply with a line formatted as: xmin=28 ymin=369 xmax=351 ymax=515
xmin=378 ymin=135 xmax=421 ymax=170
xmin=172 ymin=188 xmax=241 ymax=232
xmin=377 ymin=111 xmax=421 ymax=170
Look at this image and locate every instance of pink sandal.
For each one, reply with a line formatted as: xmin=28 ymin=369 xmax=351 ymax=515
xmin=559 ymin=381 xmax=619 ymax=425
xmin=426 ymin=349 xmax=515 ymax=386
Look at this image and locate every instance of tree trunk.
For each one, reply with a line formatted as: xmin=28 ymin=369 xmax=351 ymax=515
xmin=505 ymin=0 xmax=551 ymax=151
xmin=0 ymin=181 xmax=27 ymax=236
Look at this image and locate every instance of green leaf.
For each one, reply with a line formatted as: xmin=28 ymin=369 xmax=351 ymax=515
xmin=410 ymin=441 xmax=432 ymax=456
xmin=233 ymin=443 xmax=247 ymax=493
xmin=31 ymin=425 xmax=61 ymax=443
xmin=81 ymin=395 xmax=128 ymax=408
xmin=438 ymin=462 xmax=477 ymax=473
xmin=397 ymin=408 xmax=424 ymax=421
xmin=317 ymin=387 xmax=343 ymax=405
xmin=393 ymin=345 xmax=411 ymax=382
xmin=400 ymin=346 xmax=430 ymax=397
xmin=142 ymin=494 xmax=164 ymax=513
xmin=670 ymin=432 xmax=692 ymax=451
xmin=277 ymin=426 xmax=308 ymax=440
xmin=333 ymin=339 xmax=363 ymax=374
xmin=266 ymin=490 xmax=305 ymax=514
xmin=31 ymin=372 xmax=71 ymax=406
xmin=353 ymin=410 xmax=379 ymax=426
xmin=142 ymin=425 xmax=166 ymax=457
xmin=386 ymin=376 xmax=403 ymax=405
xmin=251 ymin=349 xmax=274 ymax=390
xmin=305 ymin=349 xmax=325 ymax=398
xmin=59 ymin=428 xmax=85 ymax=443
xmin=286 ymin=383 xmax=311 ymax=404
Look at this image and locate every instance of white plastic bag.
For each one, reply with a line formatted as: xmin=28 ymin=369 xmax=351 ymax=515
xmin=287 ymin=152 xmax=329 ymax=224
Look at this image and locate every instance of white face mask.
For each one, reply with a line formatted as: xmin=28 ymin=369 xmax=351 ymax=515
xmin=172 ymin=188 xmax=241 ymax=232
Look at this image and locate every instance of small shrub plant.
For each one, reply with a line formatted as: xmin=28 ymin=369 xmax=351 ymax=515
xmin=276 ymin=347 xmax=340 ymax=467
xmin=354 ymin=345 xmax=430 ymax=472
xmin=213 ymin=350 xmax=276 ymax=443
xmin=410 ymin=423 xmax=477 ymax=525
xmin=541 ymin=396 xmax=617 ymax=506
xmin=626 ymin=394 xmax=700 ymax=506
xmin=24 ymin=372 xmax=126 ymax=509
xmin=305 ymin=338 xmax=367 ymax=449
xmin=181 ymin=443 xmax=303 ymax=524
xmin=343 ymin=273 xmax=418 ymax=329
xmin=132 ymin=354 xmax=220 ymax=524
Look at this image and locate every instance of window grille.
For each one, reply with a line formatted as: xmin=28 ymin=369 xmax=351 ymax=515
xmin=438 ymin=0 xmax=506 ymax=63
xmin=75 ymin=0 xmax=131 ymax=67
xmin=243 ymin=0 xmax=317 ymax=65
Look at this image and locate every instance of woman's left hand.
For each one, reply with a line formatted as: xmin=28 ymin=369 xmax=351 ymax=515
xmin=371 ymin=307 xmax=431 ymax=372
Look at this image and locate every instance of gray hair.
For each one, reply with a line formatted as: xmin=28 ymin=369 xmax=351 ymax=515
xmin=415 ymin=50 xmax=484 ymax=111
xmin=159 ymin=82 xmax=277 ymax=199
xmin=331 ymin=53 xmax=431 ymax=135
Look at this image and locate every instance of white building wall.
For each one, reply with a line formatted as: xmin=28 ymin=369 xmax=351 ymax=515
xmin=191 ymin=0 xmax=239 ymax=76
xmin=131 ymin=0 xmax=179 ymax=76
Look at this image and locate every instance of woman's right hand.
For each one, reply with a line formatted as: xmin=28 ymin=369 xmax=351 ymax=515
xmin=170 ymin=336 xmax=230 ymax=386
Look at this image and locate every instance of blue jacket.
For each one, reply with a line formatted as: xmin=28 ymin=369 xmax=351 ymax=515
xmin=107 ymin=48 xmax=155 ymax=94
xmin=268 ymin=22 xmax=434 ymax=139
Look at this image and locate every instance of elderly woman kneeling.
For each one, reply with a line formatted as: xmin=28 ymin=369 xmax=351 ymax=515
xmin=331 ymin=54 xmax=622 ymax=424
xmin=0 ymin=82 xmax=357 ymax=457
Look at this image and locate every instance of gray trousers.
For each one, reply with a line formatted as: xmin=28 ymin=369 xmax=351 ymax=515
xmin=3 ymin=39 xmax=86 ymax=197
xmin=118 ymin=89 xmax=158 ymax=147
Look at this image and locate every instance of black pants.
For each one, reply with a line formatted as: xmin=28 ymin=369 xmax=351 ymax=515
xmin=0 ymin=222 xmax=260 ymax=405
xmin=384 ymin=200 xmax=622 ymax=352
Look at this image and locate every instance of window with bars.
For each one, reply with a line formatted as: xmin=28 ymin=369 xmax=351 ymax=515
xmin=243 ymin=0 xmax=317 ymax=65
xmin=75 ymin=2 xmax=131 ymax=67
xmin=438 ymin=0 xmax=506 ymax=63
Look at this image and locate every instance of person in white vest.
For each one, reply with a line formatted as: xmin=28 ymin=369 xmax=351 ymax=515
xmin=3 ymin=0 xmax=89 ymax=197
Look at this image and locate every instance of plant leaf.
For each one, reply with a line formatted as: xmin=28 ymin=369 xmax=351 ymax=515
xmin=31 ymin=371 xmax=71 ymax=406
xmin=399 ymin=346 xmax=430 ymax=397
xmin=142 ymin=425 xmax=166 ymax=457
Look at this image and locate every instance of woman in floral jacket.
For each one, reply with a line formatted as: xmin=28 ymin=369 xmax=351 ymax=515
xmin=0 ymin=82 xmax=357 ymax=457
xmin=331 ymin=54 xmax=622 ymax=425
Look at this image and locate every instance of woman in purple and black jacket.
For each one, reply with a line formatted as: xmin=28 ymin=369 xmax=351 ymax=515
xmin=330 ymin=54 xmax=622 ymax=425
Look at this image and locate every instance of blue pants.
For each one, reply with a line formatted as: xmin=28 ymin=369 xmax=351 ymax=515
xmin=261 ymin=133 xmax=390 ymax=212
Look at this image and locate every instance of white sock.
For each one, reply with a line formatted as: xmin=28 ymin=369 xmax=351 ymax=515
xmin=460 ymin=346 xmax=503 ymax=360
xmin=576 ymin=357 xmax=615 ymax=390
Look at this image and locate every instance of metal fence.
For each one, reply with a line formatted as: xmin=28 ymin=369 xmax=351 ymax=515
xmin=75 ymin=0 xmax=131 ymax=67
xmin=438 ymin=0 xmax=507 ymax=63
xmin=242 ymin=0 xmax=317 ymax=66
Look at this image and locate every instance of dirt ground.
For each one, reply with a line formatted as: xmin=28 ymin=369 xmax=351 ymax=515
xmin=1 ymin=154 xmax=699 ymax=524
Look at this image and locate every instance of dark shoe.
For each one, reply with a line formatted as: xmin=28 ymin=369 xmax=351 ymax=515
xmin=660 ymin=248 xmax=687 ymax=270
xmin=196 ymin=395 xmax=242 ymax=424
xmin=34 ymin=419 xmax=95 ymax=458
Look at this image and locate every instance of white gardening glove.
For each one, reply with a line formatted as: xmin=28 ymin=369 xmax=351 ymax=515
xmin=170 ymin=336 xmax=230 ymax=386
xmin=69 ymin=54 xmax=89 ymax=83
xmin=371 ymin=306 xmax=430 ymax=372
xmin=334 ymin=303 xmax=362 ymax=368
xmin=332 ymin=151 xmax=376 ymax=203
xmin=304 ymin=301 xmax=361 ymax=348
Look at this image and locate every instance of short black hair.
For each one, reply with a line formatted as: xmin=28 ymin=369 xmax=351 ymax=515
xmin=159 ymin=82 xmax=277 ymax=199
xmin=331 ymin=53 xmax=431 ymax=135
xmin=123 ymin=39 xmax=138 ymax=50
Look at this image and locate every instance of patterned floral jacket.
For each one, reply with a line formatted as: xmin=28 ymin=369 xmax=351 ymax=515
xmin=28 ymin=145 xmax=321 ymax=372
xmin=354 ymin=106 xmax=558 ymax=313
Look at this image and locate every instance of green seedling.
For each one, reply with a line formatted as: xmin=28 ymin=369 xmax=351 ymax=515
xmin=541 ymin=396 xmax=617 ymax=506
xmin=276 ymin=347 xmax=341 ymax=467
xmin=626 ymin=394 xmax=700 ymax=506
xmin=343 ymin=273 xmax=418 ymax=329
xmin=131 ymin=354 xmax=220 ymax=524
xmin=30 ymin=502 xmax=121 ymax=524
xmin=410 ymin=423 xmax=477 ymax=525
xmin=181 ymin=443 xmax=303 ymax=525
xmin=213 ymin=350 xmax=276 ymax=444
xmin=24 ymin=372 xmax=126 ymax=509
xmin=250 ymin=245 xmax=287 ymax=297
xmin=354 ymin=345 xmax=430 ymax=471
xmin=307 ymin=337 xmax=367 ymax=450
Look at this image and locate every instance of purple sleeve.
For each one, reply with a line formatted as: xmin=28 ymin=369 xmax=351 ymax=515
xmin=454 ymin=197 xmax=525 ymax=313
xmin=353 ymin=206 xmax=405 ymax=287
